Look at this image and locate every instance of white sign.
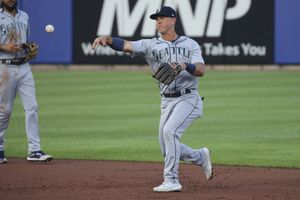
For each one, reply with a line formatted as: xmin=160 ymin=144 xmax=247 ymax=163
xmin=97 ymin=0 xmax=251 ymax=37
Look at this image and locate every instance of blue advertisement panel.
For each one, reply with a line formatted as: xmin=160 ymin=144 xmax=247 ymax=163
xmin=21 ymin=0 xmax=72 ymax=64
xmin=275 ymin=0 xmax=300 ymax=64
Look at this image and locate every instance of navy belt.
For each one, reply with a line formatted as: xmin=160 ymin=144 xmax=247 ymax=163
xmin=162 ymin=88 xmax=192 ymax=98
xmin=0 ymin=58 xmax=26 ymax=65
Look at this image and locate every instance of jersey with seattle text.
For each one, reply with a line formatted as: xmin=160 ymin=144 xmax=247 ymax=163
xmin=131 ymin=36 xmax=204 ymax=94
xmin=0 ymin=8 xmax=29 ymax=59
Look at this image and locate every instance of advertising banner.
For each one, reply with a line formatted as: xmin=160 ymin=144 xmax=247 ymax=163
xmin=74 ymin=0 xmax=274 ymax=64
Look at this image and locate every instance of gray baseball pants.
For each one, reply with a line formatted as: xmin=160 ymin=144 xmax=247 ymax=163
xmin=0 ymin=63 xmax=41 ymax=153
xmin=159 ymin=90 xmax=205 ymax=183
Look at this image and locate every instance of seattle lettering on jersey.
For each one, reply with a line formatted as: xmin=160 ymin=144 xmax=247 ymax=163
xmin=152 ymin=46 xmax=192 ymax=61
xmin=0 ymin=22 xmax=27 ymax=36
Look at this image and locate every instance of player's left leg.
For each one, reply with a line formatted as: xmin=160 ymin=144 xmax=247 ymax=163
xmin=161 ymin=94 xmax=202 ymax=183
xmin=18 ymin=64 xmax=53 ymax=162
xmin=18 ymin=64 xmax=41 ymax=153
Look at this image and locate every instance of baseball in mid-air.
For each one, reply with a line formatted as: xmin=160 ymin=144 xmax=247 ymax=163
xmin=45 ymin=24 xmax=55 ymax=33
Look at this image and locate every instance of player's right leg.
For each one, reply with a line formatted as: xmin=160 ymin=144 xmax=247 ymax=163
xmin=158 ymin=102 xmax=171 ymax=157
xmin=0 ymin=65 xmax=19 ymax=164
xmin=154 ymin=99 xmax=183 ymax=192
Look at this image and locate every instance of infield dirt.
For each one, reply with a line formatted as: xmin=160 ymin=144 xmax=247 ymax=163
xmin=0 ymin=159 xmax=299 ymax=200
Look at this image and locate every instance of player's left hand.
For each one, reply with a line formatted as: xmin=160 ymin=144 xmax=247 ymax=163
xmin=22 ymin=41 xmax=38 ymax=62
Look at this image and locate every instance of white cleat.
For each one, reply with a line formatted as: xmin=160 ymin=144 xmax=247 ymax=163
xmin=0 ymin=157 xmax=7 ymax=164
xmin=201 ymin=147 xmax=213 ymax=180
xmin=153 ymin=181 xmax=182 ymax=192
xmin=27 ymin=151 xmax=53 ymax=162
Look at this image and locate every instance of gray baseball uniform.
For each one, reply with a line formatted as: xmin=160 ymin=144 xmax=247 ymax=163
xmin=131 ymin=36 xmax=207 ymax=183
xmin=0 ymin=8 xmax=41 ymax=153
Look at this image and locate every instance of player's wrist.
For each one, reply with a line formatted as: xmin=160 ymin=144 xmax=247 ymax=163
xmin=184 ymin=63 xmax=196 ymax=74
xmin=110 ymin=37 xmax=125 ymax=51
xmin=0 ymin=44 xmax=6 ymax=51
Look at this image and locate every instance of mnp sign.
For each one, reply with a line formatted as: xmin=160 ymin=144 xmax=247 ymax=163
xmin=74 ymin=0 xmax=274 ymax=64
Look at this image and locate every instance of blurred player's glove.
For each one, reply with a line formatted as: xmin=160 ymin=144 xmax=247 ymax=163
xmin=153 ymin=62 xmax=183 ymax=85
xmin=22 ymin=41 xmax=39 ymax=62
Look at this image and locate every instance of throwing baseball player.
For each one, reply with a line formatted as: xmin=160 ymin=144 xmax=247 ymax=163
xmin=92 ymin=6 xmax=213 ymax=192
xmin=0 ymin=0 xmax=53 ymax=163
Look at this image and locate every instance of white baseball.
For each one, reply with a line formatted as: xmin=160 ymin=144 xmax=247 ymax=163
xmin=45 ymin=24 xmax=55 ymax=32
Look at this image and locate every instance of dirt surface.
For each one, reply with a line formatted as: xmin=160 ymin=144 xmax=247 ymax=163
xmin=0 ymin=159 xmax=299 ymax=200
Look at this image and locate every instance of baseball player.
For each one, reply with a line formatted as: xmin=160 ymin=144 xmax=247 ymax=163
xmin=0 ymin=0 xmax=53 ymax=163
xmin=92 ymin=6 xmax=213 ymax=192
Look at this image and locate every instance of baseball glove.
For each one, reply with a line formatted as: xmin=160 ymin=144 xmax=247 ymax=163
xmin=152 ymin=62 xmax=183 ymax=85
xmin=22 ymin=41 xmax=39 ymax=62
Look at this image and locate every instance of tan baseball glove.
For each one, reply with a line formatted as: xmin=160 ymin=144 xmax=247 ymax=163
xmin=152 ymin=62 xmax=183 ymax=85
xmin=22 ymin=41 xmax=39 ymax=62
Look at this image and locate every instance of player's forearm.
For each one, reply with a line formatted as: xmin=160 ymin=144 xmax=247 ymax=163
xmin=0 ymin=44 xmax=22 ymax=53
xmin=183 ymin=62 xmax=205 ymax=77
xmin=92 ymin=36 xmax=133 ymax=53
xmin=0 ymin=44 xmax=8 ymax=51
xmin=109 ymin=37 xmax=133 ymax=53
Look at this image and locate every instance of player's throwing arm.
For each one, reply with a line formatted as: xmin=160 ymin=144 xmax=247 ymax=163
xmin=92 ymin=36 xmax=133 ymax=53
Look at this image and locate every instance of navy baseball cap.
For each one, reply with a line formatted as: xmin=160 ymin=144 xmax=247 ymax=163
xmin=150 ymin=6 xmax=177 ymax=20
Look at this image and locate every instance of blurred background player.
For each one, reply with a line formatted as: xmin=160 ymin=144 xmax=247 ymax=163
xmin=92 ymin=6 xmax=213 ymax=192
xmin=0 ymin=0 xmax=53 ymax=163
